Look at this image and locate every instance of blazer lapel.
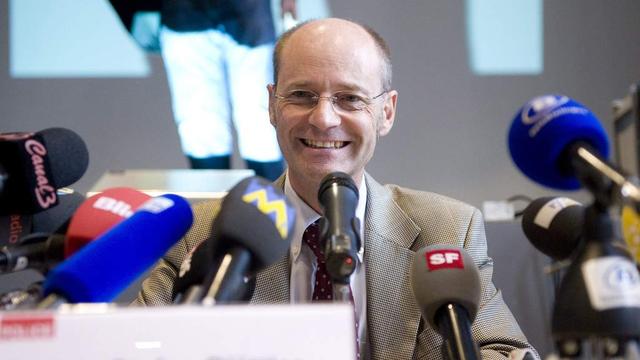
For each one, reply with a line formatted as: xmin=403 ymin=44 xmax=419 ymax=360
xmin=364 ymin=174 xmax=422 ymax=360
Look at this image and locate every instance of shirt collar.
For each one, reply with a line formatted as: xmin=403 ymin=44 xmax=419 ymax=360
xmin=285 ymin=171 xmax=367 ymax=262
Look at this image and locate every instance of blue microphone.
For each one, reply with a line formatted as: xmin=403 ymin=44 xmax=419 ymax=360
xmin=508 ymin=95 xmax=610 ymax=190
xmin=40 ymin=194 xmax=193 ymax=306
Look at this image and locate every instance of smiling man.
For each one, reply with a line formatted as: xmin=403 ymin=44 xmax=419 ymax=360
xmin=135 ymin=18 xmax=537 ymax=359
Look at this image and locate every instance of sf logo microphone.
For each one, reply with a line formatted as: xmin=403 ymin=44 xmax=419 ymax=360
xmin=425 ymin=249 xmax=464 ymax=271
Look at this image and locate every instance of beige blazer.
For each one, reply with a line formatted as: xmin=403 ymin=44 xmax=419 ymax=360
xmin=135 ymin=173 xmax=537 ymax=360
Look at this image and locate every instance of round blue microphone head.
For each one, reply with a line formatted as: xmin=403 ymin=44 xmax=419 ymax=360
xmin=508 ymin=94 xmax=610 ymax=190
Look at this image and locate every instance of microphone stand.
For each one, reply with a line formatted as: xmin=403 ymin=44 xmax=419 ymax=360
xmin=552 ymin=155 xmax=640 ymax=359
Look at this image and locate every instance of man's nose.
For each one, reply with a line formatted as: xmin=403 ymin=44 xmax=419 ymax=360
xmin=308 ymin=97 xmax=341 ymax=130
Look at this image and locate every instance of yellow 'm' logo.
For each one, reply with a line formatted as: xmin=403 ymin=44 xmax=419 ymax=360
xmin=242 ymin=189 xmax=289 ymax=238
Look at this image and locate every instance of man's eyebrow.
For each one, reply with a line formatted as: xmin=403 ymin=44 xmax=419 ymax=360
xmin=280 ymin=81 xmax=369 ymax=93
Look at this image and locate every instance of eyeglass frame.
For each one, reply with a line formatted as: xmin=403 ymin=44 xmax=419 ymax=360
xmin=272 ymin=87 xmax=389 ymax=113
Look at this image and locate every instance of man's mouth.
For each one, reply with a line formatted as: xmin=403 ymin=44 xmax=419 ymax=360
xmin=301 ymin=139 xmax=349 ymax=149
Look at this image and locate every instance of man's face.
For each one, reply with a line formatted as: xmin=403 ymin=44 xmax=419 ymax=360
xmin=268 ymin=21 xmax=397 ymax=191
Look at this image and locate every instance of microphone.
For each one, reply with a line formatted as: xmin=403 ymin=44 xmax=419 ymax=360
xmin=521 ymin=196 xmax=585 ymax=260
xmin=509 ymin=95 xmax=640 ymax=356
xmin=0 ymin=233 xmax=66 ymax=274
xmin=0 ymin=188 xmax=150 ymax=275
xmin=0 ymin=189 xmax=85 ymax=247
xmin=508 ymin=95 xmax=640 ymax=208
xmin=40 ymin=194 xmax=193 ymax=306
xmin=64 ymin=187 xmax=151 ymax=257
xmin=551 ymin=205 xmax=640 ymax=357
xmin=177 ymin=176 xmax=295 ymax=305
xmin=411 ymin=245 xmax=481 ymax=360
xmin=0 ymin=128 xmax=89 ymax=215
xmin=317 ymin=172 xmax=360 ymax=302
xmin=172 ymin=236 xmax=220 ymax=303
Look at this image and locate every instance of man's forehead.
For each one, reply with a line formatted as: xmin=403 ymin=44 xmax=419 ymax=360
xmin=289 ymin=19 xmax=374 ymax=50
xmin=277 ymin=20 xmax=382 ymax=88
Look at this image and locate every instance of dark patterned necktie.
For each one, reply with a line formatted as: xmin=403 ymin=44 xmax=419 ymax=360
xmin=303 ymin=220 xmax=333 ymax=301
xmin=303 ymin=219 xmax=361 ymax=359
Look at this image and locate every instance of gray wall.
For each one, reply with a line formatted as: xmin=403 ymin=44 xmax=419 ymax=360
xmin=2 ymin=1 xmax=640 ymax=208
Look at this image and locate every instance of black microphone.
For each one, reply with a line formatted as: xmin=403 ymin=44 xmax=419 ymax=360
xmin=0 ymin=190 xmax=86 ymax=274
xmin=411 ymin=245 xmax=481 ymax=360
xmin=191 ymin=176 xmax=295 ymax=305
xmin=551 ymin=206 xmax=640 ymax=357
xmin=0 ymin=233 xmax=66 ymax=274
xmin=0 ymin=128 xmax=89 ymax=215
xmin=173 ymin=235 xmax=255 ymax=304
xmin=317 ymin=172 xmax=360 ymax=300
xmin=0 ymin=189 xmax=85 ymax=248
xmin=521 ymin=196 xmax=585 ymax=260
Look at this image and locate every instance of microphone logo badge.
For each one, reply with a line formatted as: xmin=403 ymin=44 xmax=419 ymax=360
xmin=242 ymin=179 xmax=294 ymax=239
xmin=93 ymin=196 xmax=134 ymax=218
xmin=25 ymin=139 xmax=57 ymax=209
xmin=138 ymin=197 xmax=175 ymax=214
xmin=582 ymin=256 xmax=640 ymax=310
xmin=0 ymin=315 xmax=55 ymax=340
xmin=8 ymin=215 xmax=24 ymax=245
xmin=521 ymin=95 xmax=569 ymax=125
xmin=520 ymin=95 xmax=589 ymax=137
xmin=425 ymin=249 xmax=464 ymax=271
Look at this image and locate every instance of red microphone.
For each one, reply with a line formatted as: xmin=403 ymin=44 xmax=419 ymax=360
xmin=65 ymin=187 xmax=151 ymax=257
xmin=0 ymin=187 xmax=150 ymax=274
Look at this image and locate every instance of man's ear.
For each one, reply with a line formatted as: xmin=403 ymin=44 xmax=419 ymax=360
xmin=267 ymin=84 xmax=277 ymax=127
xmin=377 ymin=90 xmax=398 ymax=136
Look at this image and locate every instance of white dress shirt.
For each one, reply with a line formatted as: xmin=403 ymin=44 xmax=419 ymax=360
xmin=285 ymin=173 xmax=368 ymax=354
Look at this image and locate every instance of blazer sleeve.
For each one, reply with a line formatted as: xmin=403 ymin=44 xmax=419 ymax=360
xmin=464 ymin=208 xmax=540 ymax=360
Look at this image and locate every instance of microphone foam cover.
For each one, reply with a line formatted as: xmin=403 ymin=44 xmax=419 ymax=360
xmin=411 ymin=244 xmax=481 ymax=329
xmin=37 ymin=128 xmax=89 ymax=187
xmin=65 ymin=187 xmax=151 ymax=257
xmin=43 ymin=194 xmax=193 ymax=303
xmin=521 ymin=197 xmax=584 ymax=260
xmin=508 ymin=95 xmax=609 ymax=190
xmin=211 ymin=176 xmax=296 ymax=272
xmin=32 ymin=190 xmax=86 ymax=234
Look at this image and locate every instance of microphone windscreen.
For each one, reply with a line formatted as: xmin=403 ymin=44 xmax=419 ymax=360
xmin=37 ymin=128 xmax=89 ymax=187
xmin=32 ymin=190 xmax=86 ymax=235
xmin=508 ymin=95 xmax=609 ymax=190
xmin=521 ymin=197 xmax=584 ymax=259
xmin=0 ymin=190 xmax=84 ymax=247
xmin=411 ymin=245 xmax=481 ymax=329
xmin=65 ymin=187 xmax=151 ymax=257
xmin=0 ymin=128 xmax=88 ymax=215
xmin=43 ymin=194 xmax=193 ymax=303
xmin=210 ymin=176 xmax=296 ymax=272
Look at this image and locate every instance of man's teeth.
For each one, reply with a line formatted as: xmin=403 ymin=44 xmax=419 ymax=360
xmin=304 ymin=139 xmax=346 ymax=148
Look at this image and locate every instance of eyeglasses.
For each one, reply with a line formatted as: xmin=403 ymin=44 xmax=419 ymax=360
xmin=274 ymin=89 xmax=388 ymax=113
